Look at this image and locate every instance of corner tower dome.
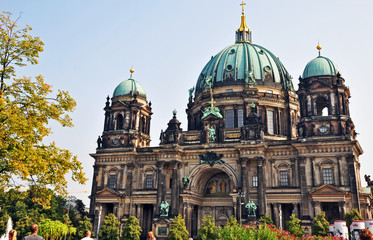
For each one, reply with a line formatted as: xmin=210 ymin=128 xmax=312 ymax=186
xmin=113 ymin=68 xmax=147 ymax=99
xmin=302 ymin=44 xmax=340 ymax=79
xmin=195 ymin=3 xmax=293 ymax=96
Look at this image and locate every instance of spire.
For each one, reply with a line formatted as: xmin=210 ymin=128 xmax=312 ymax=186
xmin=235 ymin=1 xmax=252 ymax=43
xmin=316 ymin=42 xmax=322 ymax=57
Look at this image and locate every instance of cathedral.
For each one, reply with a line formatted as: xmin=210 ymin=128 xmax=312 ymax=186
xmin=89 ymin=3 xmax=371 ymax=239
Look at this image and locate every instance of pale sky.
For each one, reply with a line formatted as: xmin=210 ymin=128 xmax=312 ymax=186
xmin=3 ymin=0 xmax=373 ymax=206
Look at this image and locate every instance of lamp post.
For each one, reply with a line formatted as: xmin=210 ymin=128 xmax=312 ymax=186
xmin=237 ymin=191 xmax=245 ymax=224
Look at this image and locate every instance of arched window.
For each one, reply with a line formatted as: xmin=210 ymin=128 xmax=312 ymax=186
xmin=116 ymin=114 xmax=124 ymax=130
xmin=316 ymin=97 xmax=328 ymax=116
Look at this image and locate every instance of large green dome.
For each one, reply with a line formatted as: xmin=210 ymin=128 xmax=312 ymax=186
xmin=302 ymin=56 xmax=340 ymax=79
xmin=113 ymin=78 xmax=146 ymax=99
xmin=195 ymin=42 xmax=293 ymax=96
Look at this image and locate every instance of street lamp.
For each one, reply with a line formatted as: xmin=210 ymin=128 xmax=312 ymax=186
xmin=237 ymin=191 xmax=245 ymax=224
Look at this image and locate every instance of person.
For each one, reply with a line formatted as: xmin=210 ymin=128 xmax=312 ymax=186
xmin=9 ymin=229 xmax=17 ymax=240
xmin=147 ymin=231 xmax=156 ymax=240
xmin=22 ymin=224 xmax=44 ymax=240
xmin=353 ymin=229 xmax=361 ymax=240
xmin=81 ymin=231 xmax=93 ymax=240
xmin=360 ymin=229 xmax=373 ymax=240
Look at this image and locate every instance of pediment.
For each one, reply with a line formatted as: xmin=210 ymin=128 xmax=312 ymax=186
xmin=309 ymin=184 xmax=347 ymax=197
xmin=309 ymin=80 xmax=331 ymax=89
xmin=96 ymin=187 xmax=121 ymax=197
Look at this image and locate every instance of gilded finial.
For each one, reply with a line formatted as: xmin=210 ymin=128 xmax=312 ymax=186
xmin=316 ymin=42 xmax=322 ymax=57
xmin=240 ymin=1 xmax=246 ymax=15
xmin=129 ymin=67 xmax=134 ymax=78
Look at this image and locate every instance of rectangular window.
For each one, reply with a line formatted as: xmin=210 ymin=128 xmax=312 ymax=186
xmin=238 ymin=109 xmax=244 ymax=128
xmin=109 ymin=175 xmax=117 ymax=189
xmin=280 ymin=170 xmax=288 ymax=186
xmin=267 ymin=110 xmax=275 ymax=134
xmin=252 ymin=175 xmax=258 ymax=187
xmin=323 ymin=168 xmax=333 ymax=184
xmin=225 ymin=109 xmax=235 ymax=128
xmin=146 ymin=174 xmax=153 ymax=189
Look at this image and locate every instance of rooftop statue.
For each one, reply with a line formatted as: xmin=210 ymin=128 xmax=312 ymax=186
xmin=182 ymin=176 xmax=190 ymax=190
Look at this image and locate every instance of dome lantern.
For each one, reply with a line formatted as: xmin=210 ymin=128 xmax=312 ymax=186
xmin=235 ymin=1 xmax=252 ymax=43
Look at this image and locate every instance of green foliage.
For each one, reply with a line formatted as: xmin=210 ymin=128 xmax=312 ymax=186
xmin=286 ymin=213 xmax=304 ymax=237
xmin=75 ymin=216 xmax=93 ymax=240
xmin=260 ymin=214 xmax=274 ymax=226
xmin=312 ymin=212 xmax=330 ymax=236
xmin=121 ymin=216 xmax=142 ymax=240
xmin=15 ymin=215 xmax=35 ymax=239
xmin=197 ymin=214 xmax=219 ymax=240
xmin=344 ymin=208 xmax=363 ymax=229
xmin=38 ymin=218 xmax=76 ymax=240
xmin=0 ymin=213 xmax=10 ymax=236
xmin=98 ymin=213 xmax=120 ymax=240
xmin=168 ymin=214 xmax=189 ymax=240
xmin=226 ymin=215 xmax=238 ymax=227
xmin=0 ymin=11 xmax=86 ymax=208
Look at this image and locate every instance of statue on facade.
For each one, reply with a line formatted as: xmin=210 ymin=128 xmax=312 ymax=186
xmin=160 ymin=200 xmax=170 ymax=217
xmin=245 ymin=201 xmax=257 ymax=217
xmin=182 ymin=176 xmax=190 ymax=190
xmin=97 ymin=136 xmax=102 ymax=148
xmin=188 ymin=86 xmax=195 ymax=100
xmin=208 ymin=125 xmax=216 ymax=143
xmin=204 ymin=76 xmax=213 ymax=89
xmin=365 ymin=175 xmax=373 ymax=186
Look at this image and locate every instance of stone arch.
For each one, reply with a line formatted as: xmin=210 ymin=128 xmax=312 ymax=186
xmin=189 ymin=163 xmax=238 ymax=194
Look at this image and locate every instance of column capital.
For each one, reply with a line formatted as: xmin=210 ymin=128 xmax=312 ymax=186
xmin=156 ymin=161 xmax=165 ymax=168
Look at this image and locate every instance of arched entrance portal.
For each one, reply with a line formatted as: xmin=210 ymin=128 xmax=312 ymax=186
xmin=186 ymin=164 xmax=238 ymax=238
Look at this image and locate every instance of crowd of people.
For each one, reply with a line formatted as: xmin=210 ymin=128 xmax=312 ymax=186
xmin=7 ymin=224 xmax=93 ymax=240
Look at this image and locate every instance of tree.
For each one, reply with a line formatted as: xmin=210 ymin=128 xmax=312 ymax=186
xmin=311 ymin=211 xmax=329 ymax=236
xmin=38 ymin=219 xmax=73 ymax=240
xmin=168 ymin=214 xmax=189 ymax=240
xmin=286 ymin=213 xmax=304 ymax=237
xmin=98 ymin=213 xmax=120 ymax=240
xmin=121 ymin=215 xmax=142 ymax=240
xmin=344 ymin=208 xmax=363 ymax=229
xmin=75 ymin=216 xmax=92 ymax=240
xmin=259 ymin=214 xmax=274 ymax=226
xmin=0 ymin=11 xmax=86 ymax=208
xmin=197 ymin=214 xmax=219 ymax=240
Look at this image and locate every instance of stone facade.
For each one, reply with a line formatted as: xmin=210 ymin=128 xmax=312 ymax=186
xmin=88 ymin=7 xmax=372 ymax=240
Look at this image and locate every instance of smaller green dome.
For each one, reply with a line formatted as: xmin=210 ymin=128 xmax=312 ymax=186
xmin=302 ymin=56 xmax=340 ymax=79
xmin=113 ymin=78 xmax=146 ymax=99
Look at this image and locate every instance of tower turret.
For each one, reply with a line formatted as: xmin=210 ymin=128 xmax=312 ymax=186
xmin=297 ymin=44 xmax=355 ymax=139
xmin=98 ymin=68 xmax=152 ymax=149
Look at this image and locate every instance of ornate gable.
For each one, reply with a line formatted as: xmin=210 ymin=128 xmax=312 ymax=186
xmin=309 ymin=184 xmax=348 ymax=198
xmin=96 ymin=187 xmax=121 ymax=197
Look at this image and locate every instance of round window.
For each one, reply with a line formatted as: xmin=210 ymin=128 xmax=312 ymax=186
xmin=226 ymin=65 xmax=233 ymax=71
xmin=319 ymin=126 xmax=328 ymax=133
xmin=264 ymin=66 xmax=271 ymax=72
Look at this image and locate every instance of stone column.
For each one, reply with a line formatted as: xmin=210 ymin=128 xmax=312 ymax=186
xmin=311 ymin=201 xmax=321 ymax=217
xmin=273 ymin=203 xmax=280 ymax=227
xmin=89 ymin=165 xmax=99 ymax=214
xmin=293 ymin=203 xmax=299 ymax=217
xmin=119 ymin=164 xmax=125 ymax=189
xmin=291 ymin=158 xmax=296 ymax=187
xmin=256 ymin=157 xmax=266 ymax=216
xmin=101 ymin=165 xmax=107 ymax=188
xmin=155 ymin=161 xmax=165 ymax=216
xmin=347 ymin=154 xmax=360 ymax=211
xmin=338 ymin=201 xmax=346 ymax=219
xmin=171 ymin=160 xmax=181 ymax=217
xmin=337 ymin=155 xmax=343 ymax=186
xmin=298 ymin=157 xmax=310 ymax=218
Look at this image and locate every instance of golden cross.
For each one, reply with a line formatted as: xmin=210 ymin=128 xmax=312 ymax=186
xmin=240 ymin=1 xmax=246 ymax=12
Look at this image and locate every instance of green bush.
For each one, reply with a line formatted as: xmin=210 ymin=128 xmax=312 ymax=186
xmin=168 ymin=214 xmax=189 ymax=240
xmin=121 ymin=216 xmax=142 ymax=240
xmin=98 ymin=213 xmax=120 ymax=240
xmin=197 ymin=214 xmax=219 ymax=240
xmin=312 ymin=212 xmax=329 ymax=236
